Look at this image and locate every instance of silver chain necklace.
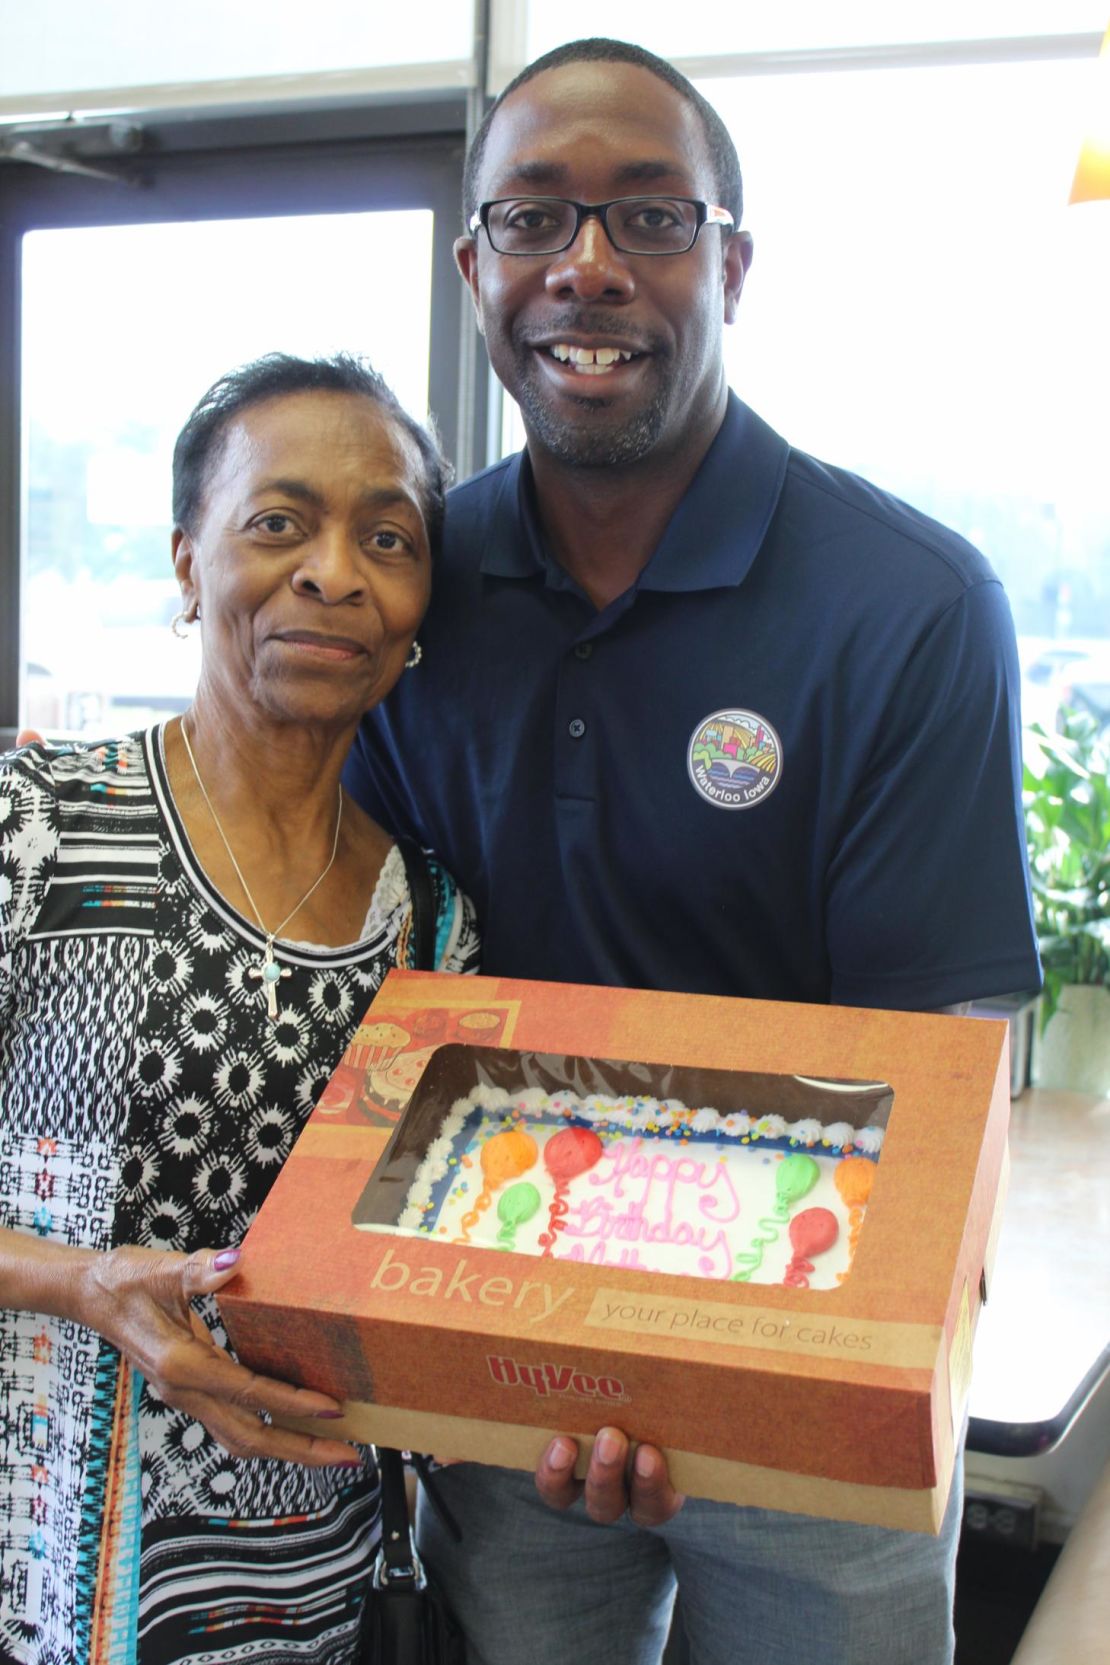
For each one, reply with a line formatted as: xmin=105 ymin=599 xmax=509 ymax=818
xmin=179 ymin=718 xmax=343 ymax=1022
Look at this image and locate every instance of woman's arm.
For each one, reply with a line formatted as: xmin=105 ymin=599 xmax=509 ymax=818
xmin=0 ymin=1228 xmax=360 ymax=1467
xmin=3 ymin=746 xmax=360 ymax=1469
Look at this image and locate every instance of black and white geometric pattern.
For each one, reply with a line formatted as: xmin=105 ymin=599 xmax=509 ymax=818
xmin=0 ymin=728 xmax=479 ymax=1664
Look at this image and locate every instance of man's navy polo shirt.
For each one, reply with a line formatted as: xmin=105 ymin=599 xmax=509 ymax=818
xmin=345 ymin=393 xmax=1041 ymax=1010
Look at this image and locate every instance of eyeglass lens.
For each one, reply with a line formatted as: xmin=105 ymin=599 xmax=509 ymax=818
xmin=486 ymin=198 xmax=701 ymax=255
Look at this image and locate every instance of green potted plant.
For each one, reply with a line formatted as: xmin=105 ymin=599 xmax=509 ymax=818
xmin=1023 ymin=710 xmax=1110 ymax=1094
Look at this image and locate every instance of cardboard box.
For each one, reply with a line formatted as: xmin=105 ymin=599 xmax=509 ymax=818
xmin=219 ymin=970 xmax=1011 ymax=1534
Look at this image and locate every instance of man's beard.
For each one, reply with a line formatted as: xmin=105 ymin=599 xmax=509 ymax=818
xmin=519 ymin=379 xmax=672 ymax=468
xmin=509 ymin=316 xmax=671 ymax=468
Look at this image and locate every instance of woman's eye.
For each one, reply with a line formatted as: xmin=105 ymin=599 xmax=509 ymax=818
xmin=369 ymin=530 xmax=410 ymax=554
xmin=254 ymin=513 xmax=296 ymax=535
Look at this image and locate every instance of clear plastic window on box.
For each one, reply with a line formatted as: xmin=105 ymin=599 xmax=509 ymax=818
xmin=353 ymin=1048 xmax=891 ymax=1290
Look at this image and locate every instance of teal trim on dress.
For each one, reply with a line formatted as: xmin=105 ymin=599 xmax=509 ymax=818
xmin=73 ymin=1348 xmax=143 ymax=1665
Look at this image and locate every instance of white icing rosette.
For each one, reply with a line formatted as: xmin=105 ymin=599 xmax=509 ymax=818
xmin=790 ymin=1118 xmax=824 ymax=1147
xmin=424 ymin=1133 xmax=457 ymax=1166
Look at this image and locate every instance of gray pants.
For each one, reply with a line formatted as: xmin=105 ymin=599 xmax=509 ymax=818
xmin=417 ymin=1461 xmax=962 ymax=1665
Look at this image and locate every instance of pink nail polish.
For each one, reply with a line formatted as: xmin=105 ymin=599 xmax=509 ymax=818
xmin=213 ymin=1248 xmax=241 ymax=1271
xmin=315 ymin=1409 xmax=344 ymax=1420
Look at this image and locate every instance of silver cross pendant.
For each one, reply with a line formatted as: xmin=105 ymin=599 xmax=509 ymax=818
xmin=249 ymin=938 xmax=291 ymax=1021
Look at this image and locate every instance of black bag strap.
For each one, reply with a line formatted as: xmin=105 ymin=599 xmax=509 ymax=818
xmin=396 ymin=835 xmax=436 ymax=973
xmin=373 ymin=836 xmax=463 ymax=1577
xmin=376 ymin=1446 xmax=423 ymax=1585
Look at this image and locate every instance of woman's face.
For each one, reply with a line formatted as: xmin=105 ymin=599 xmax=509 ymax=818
xmin=173 ymin=390 xmax=432 ymax=730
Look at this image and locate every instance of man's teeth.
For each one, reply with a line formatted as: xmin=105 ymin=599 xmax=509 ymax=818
xmin=549 ymin=344 xmax=635 ymax=374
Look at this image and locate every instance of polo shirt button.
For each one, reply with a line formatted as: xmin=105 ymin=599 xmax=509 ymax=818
xmin=568 ymin=718 xmax=587 ymax=739
xmin=574 ymin=642 xmax=593 ymax=660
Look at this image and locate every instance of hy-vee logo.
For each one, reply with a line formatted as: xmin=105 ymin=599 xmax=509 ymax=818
xmin=487 ymin=1355 xmax=629 ymax=1402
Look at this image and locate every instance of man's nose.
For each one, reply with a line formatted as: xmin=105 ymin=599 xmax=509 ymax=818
xmin=544 ymin=215 xmax=635 ymax=302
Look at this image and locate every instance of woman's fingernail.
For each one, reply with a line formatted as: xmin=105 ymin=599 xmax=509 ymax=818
xmin=315 ymin=1409 xmax=345 ymax=1420
xmin=546 ymin=1437 xmax=577 ymax=1472
xmin=335 ymin=1459 xmax=363 ymax=1469
xmin=213 ymin=1248 xmax=241 ymax=1271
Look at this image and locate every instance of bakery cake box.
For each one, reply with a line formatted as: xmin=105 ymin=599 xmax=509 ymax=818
xmin=218 ymin=970 xmax=1011 ymax=1535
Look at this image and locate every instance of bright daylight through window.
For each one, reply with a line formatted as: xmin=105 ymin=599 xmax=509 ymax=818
xmin=709 ymin=53 xmax=1110 ymax=743
xmin=500 ymin=15 xmax=1110 ymax=749
xmin=19 ymin=211 xmax=433 ymax=735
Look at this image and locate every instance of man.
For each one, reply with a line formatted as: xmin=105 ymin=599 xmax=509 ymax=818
xmin=345 ymin=37 xmax=1041 ymax=1665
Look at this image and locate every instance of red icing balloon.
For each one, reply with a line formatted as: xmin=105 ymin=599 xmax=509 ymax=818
xmin=544 ymin=1126 xmax=603 ymax=1183
xmin=788 ymin=1207 xmax=839 ymax=1260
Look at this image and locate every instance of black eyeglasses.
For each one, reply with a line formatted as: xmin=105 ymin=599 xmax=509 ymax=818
xmin=469 ymin=196 xmax=735 ymax=257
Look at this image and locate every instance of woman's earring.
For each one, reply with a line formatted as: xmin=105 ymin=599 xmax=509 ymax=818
xmin=171 ymin=601 xmax=199 ymax=639
xmin=405 ymin=640 xmax=423 ymax=669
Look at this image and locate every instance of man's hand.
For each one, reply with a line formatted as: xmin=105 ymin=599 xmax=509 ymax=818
xmin=79 ymin=1244 xmax=360 ymax=1468
xmin=535 ymin=1426 xmax=685 ymax=1525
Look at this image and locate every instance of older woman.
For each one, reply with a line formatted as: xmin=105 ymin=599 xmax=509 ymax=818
xmin=0 ymin=354 xmax=479 ymax=1664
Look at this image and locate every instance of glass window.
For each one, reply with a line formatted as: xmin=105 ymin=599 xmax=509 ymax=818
xmin=1 ymin=0 xmax=473 ymax=105
xmin=711 ymin=55 xmax=1110 ymax=734
xmin=20 ymin=210 xmax=434 ymax=736
xmin=519 ymin=1 xmax=1103 ymax=75
xmin=499 ymin=49 xmax=1110 ymax=740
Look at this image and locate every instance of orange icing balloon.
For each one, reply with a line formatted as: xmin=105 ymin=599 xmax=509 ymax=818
xmin=834 ymin=1157 xmax=875 ymax=1209
xmin=479 ymin=1128 xmax=538 ymax=1188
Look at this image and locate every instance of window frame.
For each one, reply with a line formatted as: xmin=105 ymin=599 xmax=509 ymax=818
xmin=0 ymin=95 xmax=486 ymax=732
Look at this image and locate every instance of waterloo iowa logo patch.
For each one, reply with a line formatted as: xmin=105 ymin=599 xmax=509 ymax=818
xmin=687 ymin=709 xmax=783 ymax=810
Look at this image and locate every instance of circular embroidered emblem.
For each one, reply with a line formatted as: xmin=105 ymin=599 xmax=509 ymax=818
xmin=687 ymin=709 xmax=783 ymax=811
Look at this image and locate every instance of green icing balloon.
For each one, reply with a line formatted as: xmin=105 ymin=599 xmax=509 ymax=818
xmin=496 ymin=1181 xmax=543 ymax=1248
xmin=497 ymin=1182 xmax=542 ymax=1228
xmin=775 ymin=1153 xmax=820 ymax=1208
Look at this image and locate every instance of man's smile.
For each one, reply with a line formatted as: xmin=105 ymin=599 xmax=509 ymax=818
xmin=548 ymin=343 xmax=639 ymax=375
xmin=523 ymin=329 xmax=655 ymax=394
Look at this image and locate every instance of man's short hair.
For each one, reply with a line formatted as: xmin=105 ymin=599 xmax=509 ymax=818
xmin=463 ymin=37 xmax=743 ymax=232
xmin=172 ymin=352 xmax=449 ymax=557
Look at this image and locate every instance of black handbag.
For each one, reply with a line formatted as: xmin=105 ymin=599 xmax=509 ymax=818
xmin=361 ymin=1447 xmax=466 ymax=1665
xmin=360 ymin=839 xmax=466 ymax=1664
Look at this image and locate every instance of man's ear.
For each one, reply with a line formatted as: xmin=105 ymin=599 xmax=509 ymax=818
xmin=454 ymin=235 xmax=485 ymax=335
xmin=723 ymin=231 xmax=754 ymax=325
xmin=172 ymin=528 xmax=200 ymax=618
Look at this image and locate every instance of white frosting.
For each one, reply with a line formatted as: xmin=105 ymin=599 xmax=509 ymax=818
xmin=395 ymin=1087 xmax=884 ymax=1288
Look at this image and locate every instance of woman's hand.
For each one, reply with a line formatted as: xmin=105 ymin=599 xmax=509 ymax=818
xmin=75 ymin=1242 xmax=362 ymax=1468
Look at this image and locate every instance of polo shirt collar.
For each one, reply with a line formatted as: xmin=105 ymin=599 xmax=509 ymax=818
xmin=478 ymin=392 xmax=789 ymax=593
